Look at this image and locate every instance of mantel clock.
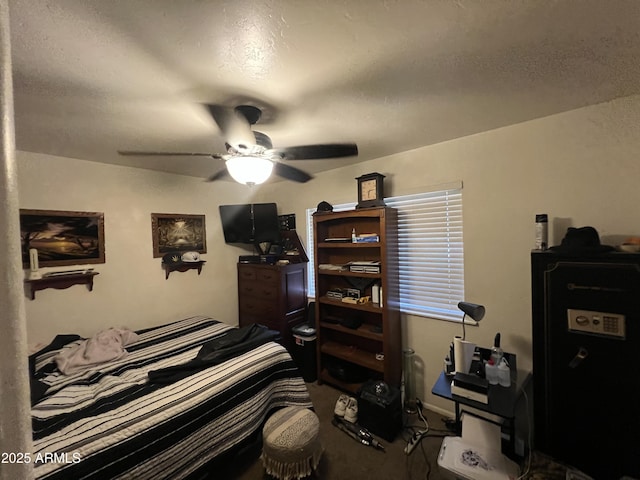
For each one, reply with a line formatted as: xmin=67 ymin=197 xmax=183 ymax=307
xmin=356 ymin=172 xmax=386 ymax=209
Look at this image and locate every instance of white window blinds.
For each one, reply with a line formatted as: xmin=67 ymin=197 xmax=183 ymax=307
xmin=306 ymin=183 xmax=464 ymax=321
xmin=386 ymin=185 xmax=464 ymax=321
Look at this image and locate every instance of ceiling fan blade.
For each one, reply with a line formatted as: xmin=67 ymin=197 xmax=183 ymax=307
xmin=118 ymin=150 xmax=224 ymax=158
xmin=273 ymin=162 xmax=313 ymax=183
xmin=253 ymin=131 xmax=273 ymax=149
xmin=206 ymin=104 xmax=255 ymax=149
xmin=269 ymin=143 xmax=358 ymax=160
xmin=205 ymin=169 xmax=230 ymax=182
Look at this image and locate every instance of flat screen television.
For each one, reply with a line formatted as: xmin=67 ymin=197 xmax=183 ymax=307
xmin=219 ymin=204 xmax=253 ymax=244
xmin=219 ymin=203 xmax=281 ymax=245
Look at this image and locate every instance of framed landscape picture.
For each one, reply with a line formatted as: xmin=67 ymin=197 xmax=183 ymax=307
xmin=20 ymin=209 xmax=106 ymax=267
xmin=151 ymin=213 xmax=207 ymax=258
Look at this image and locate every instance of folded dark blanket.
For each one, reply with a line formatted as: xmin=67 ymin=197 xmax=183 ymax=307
xmin=30 ymin=334 xmax=83 ymax=405
xmin=148 ymin=323 xmax=280 ymax=384
xmin=29 ymin=334 xmax=83 ymax=376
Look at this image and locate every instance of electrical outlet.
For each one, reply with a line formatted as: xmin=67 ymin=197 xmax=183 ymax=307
xmin=404 ymin=431 xmax=426 ymax=455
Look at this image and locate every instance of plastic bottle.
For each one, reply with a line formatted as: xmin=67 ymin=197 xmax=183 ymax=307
xmin=372 ymin=284 xmax=380 ymax=304
xmin=498 ymin=358 xmax=511 ymax=387
xmin=490 ymin=333 xmax=503 ymax=365
xmin=352 ymin=228 xmax=356 ymax=243
xmin=485 ymin=358 xmax=499 ymax=385
xmin=535 ymin=214 xmax=548 ymax=250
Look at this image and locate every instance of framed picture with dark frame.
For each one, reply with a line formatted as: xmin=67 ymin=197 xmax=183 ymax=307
xmin=20 ymin=209 xmax=106 ymax=267
xmin=151 ymin=213 xmax=207 ymax=258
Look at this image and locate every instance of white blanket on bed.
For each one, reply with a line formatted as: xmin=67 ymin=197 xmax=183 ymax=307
xmin=55 ymin=327 xmax=139 ymax=375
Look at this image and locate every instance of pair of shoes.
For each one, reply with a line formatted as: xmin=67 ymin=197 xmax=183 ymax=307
xmin=334 ymin=394 xmax=358 ymax=423
xmin=334 ymin=394 xmax=350 ymax=417
xmin=344 ymin=397 xmax=358 ymax=423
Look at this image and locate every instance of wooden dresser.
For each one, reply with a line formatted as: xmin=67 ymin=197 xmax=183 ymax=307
xmin=237 ymin=262 xmax=308 ymax=352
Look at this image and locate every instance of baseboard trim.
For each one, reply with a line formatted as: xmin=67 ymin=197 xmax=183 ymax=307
xmin=423 ymin=402 xmax=454 ymax=419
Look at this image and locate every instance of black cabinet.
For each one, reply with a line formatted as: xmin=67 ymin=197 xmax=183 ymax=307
xmin=531 ymin=251 xmax=640 ymax=479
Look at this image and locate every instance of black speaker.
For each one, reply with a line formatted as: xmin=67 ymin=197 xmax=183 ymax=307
xmin=357 ymin=380 xmax=402 ymax=442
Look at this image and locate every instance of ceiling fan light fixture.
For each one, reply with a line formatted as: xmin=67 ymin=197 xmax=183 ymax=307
xmin=118 ymin=105 xmax=357 ymax=184
xmin=225 ymin=156 xmax=274 ymax=185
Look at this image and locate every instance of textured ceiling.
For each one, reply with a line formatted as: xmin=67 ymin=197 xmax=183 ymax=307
xmin=8 ymin=0 xmax=640 ymax=182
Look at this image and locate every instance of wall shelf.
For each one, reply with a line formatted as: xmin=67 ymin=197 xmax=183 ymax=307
xmin=163 ymin=261 xmax=206 ymax=279
xmin=25 ymin=272 xmax=99 ymax=300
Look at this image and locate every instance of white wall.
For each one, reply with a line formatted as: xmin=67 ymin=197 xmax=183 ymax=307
xmin=17 ymin=152 xmax=263 ymax=345
xmin=15 ymin=94 xmax=640 ymax=414
xmin=259 ymin=94 xmax=640 ymax=413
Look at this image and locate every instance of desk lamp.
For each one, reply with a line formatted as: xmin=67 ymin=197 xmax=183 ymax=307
xmin=458 ymin=301 xmax=485 ymax=340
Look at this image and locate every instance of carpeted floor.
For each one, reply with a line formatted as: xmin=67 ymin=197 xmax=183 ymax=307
xmin=228 ymin=381 xmax=455 ymax=480
xmin=222 ymin=381 xmax=583 ymax=480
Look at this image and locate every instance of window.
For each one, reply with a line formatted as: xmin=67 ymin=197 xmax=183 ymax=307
xmin=306 ymin=182 xmax=464 ymax=321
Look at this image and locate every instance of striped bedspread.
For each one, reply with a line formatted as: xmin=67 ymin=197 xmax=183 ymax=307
xmin=31 ymin=316 xmax=312 ymax=479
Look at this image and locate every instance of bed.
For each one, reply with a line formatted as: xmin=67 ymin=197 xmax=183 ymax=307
xmin=30 ymin=315 xmax=313 ymax=479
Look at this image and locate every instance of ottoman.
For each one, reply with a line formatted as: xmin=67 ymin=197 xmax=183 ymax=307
xmin=261 ymin=407 xmax=323 ymax=480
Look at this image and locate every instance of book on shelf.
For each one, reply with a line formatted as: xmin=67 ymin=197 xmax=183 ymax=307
xmin=318 ymin=263 xmax=347 ymax=271
xmin=347 ymin=261 xmax=381 ymax=274
xmin=354 ymin=238 xmax=379 ymax=243
xmin=353 ymin=233 xmax=379 ymax=243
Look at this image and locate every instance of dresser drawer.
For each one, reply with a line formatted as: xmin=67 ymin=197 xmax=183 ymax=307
xmin=256 ymin=268 xmax=278 ymax=284
xmin=240 ymin=297 xmax=278 ymax=317
xmin=238 ymin=267 xmax=259 ymax=281
xmin=238 ymin=266 xmax=279 ymax=285
xmin=237 ymin=261 xmax=307 ymax=353
xmin=238 ymin=279 xmax=278 ymax=301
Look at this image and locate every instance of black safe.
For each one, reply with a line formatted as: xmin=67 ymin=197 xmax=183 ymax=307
xmin=357 ymin=380 xmax=402 ymax=442
xmin=531 ymin=251 xmax=640 ymax=479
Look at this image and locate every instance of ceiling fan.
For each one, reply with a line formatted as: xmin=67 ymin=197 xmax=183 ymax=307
xmin=118 ymin=104 xmax=358 ymax=185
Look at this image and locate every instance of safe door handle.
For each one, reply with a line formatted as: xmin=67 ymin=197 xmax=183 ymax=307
xmin=568 ymin=347 xmax=588 ymax=368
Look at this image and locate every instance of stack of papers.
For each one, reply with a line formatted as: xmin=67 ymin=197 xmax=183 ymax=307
xmin=347 ymin=261 xmax=381 ymax=273
xmin=318 ymin=264 xmax=347 ymax=271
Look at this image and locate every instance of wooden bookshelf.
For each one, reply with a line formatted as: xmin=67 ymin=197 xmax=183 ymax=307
xmin=313 ymin=207 xmax=401 ymax=394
